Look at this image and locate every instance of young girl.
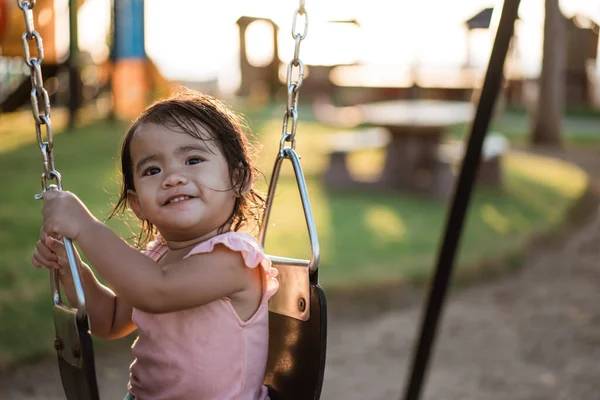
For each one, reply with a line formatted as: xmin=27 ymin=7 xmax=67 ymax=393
xmin=31 ymin=90 xmax=279 ymax=400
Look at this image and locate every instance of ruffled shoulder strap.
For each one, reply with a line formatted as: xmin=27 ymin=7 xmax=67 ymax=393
xmin=142 ymin=238 xmax=168 ymax=262
xmin=184 ymin=232 xmax=279 ymax=301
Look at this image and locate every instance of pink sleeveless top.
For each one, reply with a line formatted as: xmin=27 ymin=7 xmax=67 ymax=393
xmin=127 ymin=232 xmax=279 ymax=400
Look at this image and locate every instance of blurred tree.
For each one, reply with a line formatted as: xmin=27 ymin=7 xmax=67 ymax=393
xmin=531 ymin=0 xmax=566 ymax=147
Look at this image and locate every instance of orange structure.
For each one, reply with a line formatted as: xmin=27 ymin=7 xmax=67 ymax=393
xmin=111 ymin=0 xmax=150 ymax=119
xmin=111 ymin=59 xmax=150 ymax=120
xmin=0 ymin=0 xmax=12 ymax=42
xmin=0 ymin=0 xmax=63 ymax=64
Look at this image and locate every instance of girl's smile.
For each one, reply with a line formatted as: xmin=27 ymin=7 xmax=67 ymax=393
xmin=162 ymin=194 xmax=196 ymax=206
xmin=165 ymin=195 xmax=193 ymax=205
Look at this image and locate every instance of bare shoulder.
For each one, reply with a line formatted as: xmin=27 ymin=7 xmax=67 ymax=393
xmin=143 ymin=242 xmax=262 ymax=313
xmin=208 ymin=243 xmax=262 ymax=290
xmin=185 ymin=242 xmax=263 ymax=321
xmin=210 ymin=243 xmax=264 ymax=321
xmin=191 ymin=242 xmax=252 ymax=272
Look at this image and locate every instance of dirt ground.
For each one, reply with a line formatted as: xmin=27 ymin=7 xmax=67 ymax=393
xmin=2 ymin=147 xmax=600 ymax=400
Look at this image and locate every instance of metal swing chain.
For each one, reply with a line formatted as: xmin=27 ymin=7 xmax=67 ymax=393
xmin=279 ymin=0 xmax=308 ymax=154
xmin=260 ymin=0 xmax=319 ymax=275
xmin=16 ymin=0 xmax=87 ymax=318
xmin=16 ymin=0 xmax=59 ymax=192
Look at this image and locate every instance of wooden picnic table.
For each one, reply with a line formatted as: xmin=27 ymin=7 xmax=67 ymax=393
xmin=356 ymin=99 xmax=475 ymax=198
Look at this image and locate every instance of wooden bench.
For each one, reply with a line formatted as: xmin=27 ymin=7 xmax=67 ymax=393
xmin=323 ymin=128 xmax=509 ymax=192
xmin=437 ymin=133 xmax=509 ymax=187
xmin=322 ymin=127 xmax=390 ymax=189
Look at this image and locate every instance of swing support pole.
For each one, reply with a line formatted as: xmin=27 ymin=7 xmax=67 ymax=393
xmin=401 ymin=1 xmax=521 ymax=399
xmin=67 ymin=0 xmax=80 ymax=129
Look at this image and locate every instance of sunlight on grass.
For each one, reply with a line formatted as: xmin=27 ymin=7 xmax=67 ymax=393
xmin=0 ymin=103 xmax=112 ymax=154
xmin=261 ymin=175 xmax=331 ymax=261
xmin=505 ymin=150 xmax=587 ymax=196
xmin=480 ymin=204 xmax=512 ymax=234
xmin=453 ymin=152 xmax=587 ymax=270
xmin=0 ymin=111 xmax=66 ymax=153
xmin=347 ymin=150 xmax=386 ymax=180
xmin=364 ymin=206 xmax=407 ymax=242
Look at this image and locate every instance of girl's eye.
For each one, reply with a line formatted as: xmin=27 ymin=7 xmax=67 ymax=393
xmin=144 ymin=167 xmax=161 ymax=176
xmin=187 ymin=157 xmax=203 ymax=165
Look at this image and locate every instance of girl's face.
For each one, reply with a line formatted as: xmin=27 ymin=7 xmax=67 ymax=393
xmin=126 ymin=123 xmax=237 ymax=243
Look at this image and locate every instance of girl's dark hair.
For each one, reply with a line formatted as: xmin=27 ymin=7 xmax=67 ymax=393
xmin=109 ymin=89 xmax=265 ymax=247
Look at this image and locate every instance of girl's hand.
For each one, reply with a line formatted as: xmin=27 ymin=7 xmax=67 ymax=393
xmin=32 ymin=230 xmax=77 ymax=283
xmin=41 ymin=190 xmax=96 ymax=241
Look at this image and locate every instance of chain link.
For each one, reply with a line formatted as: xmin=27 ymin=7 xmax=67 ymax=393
xmin=16 ymin=0 xmax=61 ymax=191
xmin=279 ymin=0 xmax=309 ymax=154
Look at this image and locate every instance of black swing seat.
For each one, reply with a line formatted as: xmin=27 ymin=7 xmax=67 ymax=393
xmin=49 ymin=257 xmax=325 ymax=400
xmin=50 ymin=256 xmax=325 ymax=400
xmin=52 ymin=304 xmax=100 ymax=400
xmin=263 ymin=256 xmax=327 ymax=400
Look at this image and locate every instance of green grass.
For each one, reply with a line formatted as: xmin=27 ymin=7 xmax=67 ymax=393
xmin=260 ymin=150 xmax=587 ymax=286
xmin=0 ymin=105 xmax=590 ymax=368
xmin=448 ymin=106 xmax=600 ymax=146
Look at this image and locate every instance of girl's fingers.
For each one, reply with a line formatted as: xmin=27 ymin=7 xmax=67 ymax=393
xmin=45 ymin=236 xmax=66 ymax=256
xmin=31 ymin=253 xmax=42 ymax=268
xmin=32 ymin=248 xmax=52 ymax=268
xmin=32 ymin=248 xmax=59 ymax=269
xmin=36 ymin=240 xmax=58 ymax=261
xmin=40 ymin=229 xmax=62 ymax=243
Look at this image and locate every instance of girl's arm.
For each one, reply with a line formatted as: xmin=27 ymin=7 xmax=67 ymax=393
xmin=76 ymin=220 xmax=251 ymax=314
xmin=34 ymin=234 xmax=136 ymax=339
xmin=42 ymin=190 xmax=251 ymax=314
xmin=61 ymin=260 xmax=136 ymax=340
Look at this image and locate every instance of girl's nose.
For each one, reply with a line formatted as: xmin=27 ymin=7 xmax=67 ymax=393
xmin=161 ymin=170 xmax=188 ymax=188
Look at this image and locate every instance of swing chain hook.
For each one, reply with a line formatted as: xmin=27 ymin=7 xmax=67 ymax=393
xmin=17 ymin=0 xmax=35 ymax=10
xmin=279 ymin=0 xmax=308 ymax=155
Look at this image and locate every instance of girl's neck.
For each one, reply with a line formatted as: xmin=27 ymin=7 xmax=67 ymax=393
xmin=160 ymin=225 xmax=232 ymax=251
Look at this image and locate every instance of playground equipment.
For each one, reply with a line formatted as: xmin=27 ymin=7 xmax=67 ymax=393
xmin=110 ymin=0 xmax=148 ymax=119
xmin=0 ymin=0 xmax=13 ymax=41
xmin=0 ymin=0 xmax=168 ymax=119
xmin=0 ymin=0 xmax=63 ymax=62
xmin=0 ymin=0 xmax=64 ymax=113
xmin=16 ymin=0 xmax=521 ymax=398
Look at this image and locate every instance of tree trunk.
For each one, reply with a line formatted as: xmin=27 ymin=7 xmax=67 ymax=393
xmin=531 ymin=0 xmax=566 ymax=147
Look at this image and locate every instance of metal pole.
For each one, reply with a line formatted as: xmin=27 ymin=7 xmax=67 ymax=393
xmin=67 ymin=0 xmax=80 ymax=129
xmin=401 ymin=1 xmax=521 ymax=399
